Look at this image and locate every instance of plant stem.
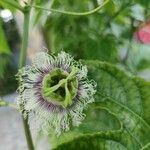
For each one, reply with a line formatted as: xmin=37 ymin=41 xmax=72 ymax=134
xmin=19 ymin=9 xmax=30 ymax=68
xmin=22 ymin=117 xmax=34 ymax=150
xmin=29 ymin=0 xmax=109 ymax=16
xmin=0 ymin=99 xmax=18 ymax=109
xmin=0 ymin=99 xmax=8 ymax=107
xmin=19 ymin=6 xmax=34 ymax=150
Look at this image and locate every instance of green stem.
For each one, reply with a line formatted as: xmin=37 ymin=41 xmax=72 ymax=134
xmin=19 ymin=9 xmax=30 ymax=68
xmin=22 ymin=117 xmax=34 ymax=150
xmin=29 ymin=0 xmax=109 ymax=16
xmin=0 ymin=99 xmax=8 ymax=107
xmin=0 ymin=99 xmax=18 ymax=109
xmin=19 ymin=6 xmax=34 ymax=150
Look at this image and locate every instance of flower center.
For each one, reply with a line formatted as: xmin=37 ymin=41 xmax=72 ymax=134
xmin=42 ymin=67 xmax=79 ymax=107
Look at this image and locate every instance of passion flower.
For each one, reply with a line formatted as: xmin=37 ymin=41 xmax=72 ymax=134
xmin=17 ymin=51 xmax=96 ymax=135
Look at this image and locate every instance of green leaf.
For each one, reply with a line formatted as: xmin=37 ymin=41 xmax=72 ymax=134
xmin=0 ymin=19 xmax=11 ymax=78
xmin=84 ymin=60 xmax=150 ymax=148
xmin=0 ymin=19 xmax=11 ymax=54
xmin=104 ymin=0 xmax=116 ymax=15
xmin=126 ymin=42 xmax=150 ymax=72
xmin=50 ymin=107 xmax=121 ymax=149
xmin=85 ymin=60 xmax=150 ymax=123
xmin=135 ymin=0 xmax=150 ymax=7
xmin=51 ymin=60 xmax=150 ymax=150
xmin=53 ymin=130 xmax=140 ymax=150
xmin=0 ymin=0 xmax=22 ymax=12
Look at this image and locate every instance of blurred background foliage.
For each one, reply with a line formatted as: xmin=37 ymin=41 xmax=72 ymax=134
xmin=0 ymin=0 xmax=150 ymax=95
xmin=0 ymin=4 xmax=20 ymax=95
xmin=35 ymin=0 xmax=150 ymax=73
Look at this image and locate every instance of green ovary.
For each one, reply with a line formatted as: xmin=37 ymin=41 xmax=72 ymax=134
xmin=42 ymin=67 xmax=79 ymax=108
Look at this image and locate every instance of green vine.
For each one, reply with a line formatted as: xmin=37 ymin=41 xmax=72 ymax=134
xmin=30 ymin=0 xmax=109 ymax=16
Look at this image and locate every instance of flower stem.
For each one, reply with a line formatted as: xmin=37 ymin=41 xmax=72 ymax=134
xmin=22 ymin=117 xmax=34 ymax=150
xmin=19 ymin=6 xmax=34 ymax=150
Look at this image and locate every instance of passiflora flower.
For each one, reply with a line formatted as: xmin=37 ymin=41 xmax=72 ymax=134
xmin=17 ymin=51 xmax=96 ymax=135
